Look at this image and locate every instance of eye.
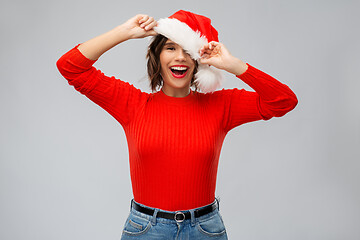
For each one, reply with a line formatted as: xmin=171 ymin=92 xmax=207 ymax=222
xmin=167 ymin=47 xmax=175 ymax=51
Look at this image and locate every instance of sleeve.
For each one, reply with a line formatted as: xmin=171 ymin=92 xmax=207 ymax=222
xmin=56 ymin=45 xmax=147 ymax=126
xmin=223 ymin=63 xmax=298 ymax=131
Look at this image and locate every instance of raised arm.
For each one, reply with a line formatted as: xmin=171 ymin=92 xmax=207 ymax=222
xmin=200 ymin=41 xmax=298 ymax=129
xmin=78 ymin=14 xmax=157 ymax=60
xmin=56 ymin=15 xmax=157 ymax=126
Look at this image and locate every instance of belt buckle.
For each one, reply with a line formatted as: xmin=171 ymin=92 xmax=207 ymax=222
xmin=174 ymin=211 xmax=185 ymax=223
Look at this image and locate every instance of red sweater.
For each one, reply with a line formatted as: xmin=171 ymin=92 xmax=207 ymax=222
xmin=57 ymin=46 xmax=297 ymax=211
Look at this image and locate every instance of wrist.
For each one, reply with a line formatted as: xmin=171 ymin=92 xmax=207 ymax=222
xmin=112 ymin=25 xmax=133 ymax=42
xmin=226 ymin=57 xmax=248 ymax=76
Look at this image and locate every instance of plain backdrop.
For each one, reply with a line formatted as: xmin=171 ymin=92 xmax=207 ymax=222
xmin=1 ymin=0 xmax=359 ymax=239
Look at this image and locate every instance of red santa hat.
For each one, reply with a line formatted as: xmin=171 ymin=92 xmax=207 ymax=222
xmin=154 ymin=10 xmax=223 ymax=93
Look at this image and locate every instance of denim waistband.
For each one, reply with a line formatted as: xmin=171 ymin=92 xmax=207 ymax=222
xmin=129 ymin=199 xmax=220 ymax=225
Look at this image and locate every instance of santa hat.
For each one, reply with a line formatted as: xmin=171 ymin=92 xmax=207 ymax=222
xmin=154 ymin=10 xmax=223 ymax=93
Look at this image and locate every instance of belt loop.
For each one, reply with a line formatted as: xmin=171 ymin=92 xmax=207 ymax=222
xmin=151 ymin=208 xmax=159 ymax=226
xmin=216 ymin=197 xmax=220 ymax=211
xmin=189 ymin=209 xmax=195 ymax=227
xmin=130 ymin=199 xmax=134 ymax=211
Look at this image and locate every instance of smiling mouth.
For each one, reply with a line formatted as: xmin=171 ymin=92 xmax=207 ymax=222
xmin=170 ymin=66 xmax=189 ymax=78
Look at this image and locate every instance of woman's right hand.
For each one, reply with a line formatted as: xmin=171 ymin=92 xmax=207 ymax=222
xmin=122 ymin=14 xmax=157 ymax=39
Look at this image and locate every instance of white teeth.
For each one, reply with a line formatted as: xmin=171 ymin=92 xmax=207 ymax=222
xmin=171 ymin=66 xmax=188 ymax=71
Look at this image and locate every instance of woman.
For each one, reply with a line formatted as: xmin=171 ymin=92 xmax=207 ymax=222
xmin=57 ymin=10 xmax=297 ymax=240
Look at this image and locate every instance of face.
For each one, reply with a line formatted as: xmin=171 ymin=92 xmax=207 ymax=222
xmin=159 ymin=40 xmax=196 ymax=97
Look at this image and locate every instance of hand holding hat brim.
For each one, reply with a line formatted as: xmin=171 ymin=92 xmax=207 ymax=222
xmin=200 ymin=41 xmax=248 ymax=76
xmin=124 ymin=14 xmax=157 ymax=39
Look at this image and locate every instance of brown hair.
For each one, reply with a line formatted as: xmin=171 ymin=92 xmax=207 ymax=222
xmin=146 ymin=34 xmax=198 ymax=92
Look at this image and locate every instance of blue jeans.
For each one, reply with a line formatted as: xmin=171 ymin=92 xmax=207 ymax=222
xmin=121 ymin=200 xmax=228 ymax=240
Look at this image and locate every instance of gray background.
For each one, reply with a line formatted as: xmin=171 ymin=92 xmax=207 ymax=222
xmin=1 ymin=0 xmax=359 ymax=239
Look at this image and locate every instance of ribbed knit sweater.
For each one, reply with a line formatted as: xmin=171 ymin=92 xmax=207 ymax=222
xmin=57 ymin=45 xmax=298 ymax=211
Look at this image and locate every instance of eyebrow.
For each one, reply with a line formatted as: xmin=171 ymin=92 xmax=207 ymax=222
xmin=164 ymin=42 xmax=176 ymax=46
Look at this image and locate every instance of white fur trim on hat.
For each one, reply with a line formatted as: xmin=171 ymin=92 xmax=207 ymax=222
xmin=154 ymin=18 xmax=223 ymax=93
xmin=195 ymin=64 xmax=223 ymax=93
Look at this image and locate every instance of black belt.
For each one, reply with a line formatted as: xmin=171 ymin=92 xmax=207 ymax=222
xmin=131 ymin=200 xmax=219 ymax=222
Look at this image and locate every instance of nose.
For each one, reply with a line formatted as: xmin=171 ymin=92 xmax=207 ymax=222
xmin=175 ymin=49 xmax=187 ymax=61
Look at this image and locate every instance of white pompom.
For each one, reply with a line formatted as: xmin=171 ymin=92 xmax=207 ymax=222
xmin=194 ymin=64 xmax=223 ymax=93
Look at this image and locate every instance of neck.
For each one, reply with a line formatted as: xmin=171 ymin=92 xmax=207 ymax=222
xmin=162 ymin=86 xmax=191 ymax=98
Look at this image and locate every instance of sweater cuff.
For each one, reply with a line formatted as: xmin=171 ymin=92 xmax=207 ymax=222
xmin=235 ymin=63 xmax=254 ymax=79
xmin=235 ymin=63 xmax=275 ymax=87
xmin=71 ymin=44 xmax=97 ymax=68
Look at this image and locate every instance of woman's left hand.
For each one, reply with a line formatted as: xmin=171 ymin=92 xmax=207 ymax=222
xmin=199 ymin=41 xmax=248 ymax=75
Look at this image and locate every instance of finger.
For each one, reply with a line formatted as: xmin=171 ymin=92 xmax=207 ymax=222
xmin=139 ymin=15 xmax=149 ymax=23
xmin=201 ymin=53 xmax=210 ymax=59
xmin=144 ymin=18 xmax=157 ymax=30
xmin=199 ymin=57 xmax=211 ymax=65
xmin=201 ymin=43 xmax=210 ymax=50
xmin=141 ymin=16 xmax=154 ymax=26
xmin=199 ymin=46 xmax=206 ymax=56
xmin=212 ymin=41 xmax=222 ymax=50
xmin=145 ymin=29 xmax=157 ymax=37
xmin=212 ymin=45 xmax=221 ymax=54
xmin=202 ymin=48 xmax=214 ymax=56
xmin=209 ymin=41 xmax=220 ymax=46
xmin=200 ymin=43 xmax=212 ymax=54
xmin=139 ymin=15 xmax=149 ymax=26
xmin=199 ymin=49 xmax=207 ymax=57
xmin=143 ymin=19 xmax=155 ymax=30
